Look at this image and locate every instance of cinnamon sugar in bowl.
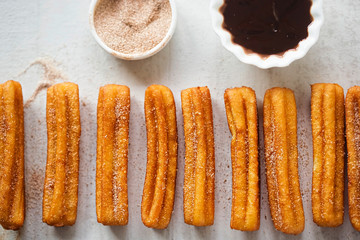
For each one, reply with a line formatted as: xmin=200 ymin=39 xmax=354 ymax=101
xmin=89 ymin=0 xmax=177 ymax=60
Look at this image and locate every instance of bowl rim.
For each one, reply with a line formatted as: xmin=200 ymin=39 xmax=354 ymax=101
xmin=89 ymin=0 xmax=177 ymax=60
xmin=209 ymin=0 xmax=324 ymax=69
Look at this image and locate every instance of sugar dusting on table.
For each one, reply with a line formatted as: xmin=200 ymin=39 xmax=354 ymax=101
xmin=16 ymin=57 xmax=67 ymax=108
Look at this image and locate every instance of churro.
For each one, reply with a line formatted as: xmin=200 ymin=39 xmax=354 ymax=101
xmin=0 ymin=80 xmax=24 ymax=230
xmin=311 ymin=83 xmax=345 ymax=227
xmin=96 ymin=84 xmax=130 ymax=225
xmin=224 ymin=87 xmax=259 ymax=231
xmin=182 ymin=86 xmax=215 ymax=226
xmin=263 ymin=87 xmax=304 ymax=234
xmin=141 ymin=85 xmax=178 ymax=229
xmin=43 ymin=82 xmax=81 ymax=226
xmin=345 ymin=86 xmax=360 ymax=230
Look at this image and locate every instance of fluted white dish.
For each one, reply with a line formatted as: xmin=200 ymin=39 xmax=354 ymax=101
xmin=210 ymin=0 xmax=324 ymax=69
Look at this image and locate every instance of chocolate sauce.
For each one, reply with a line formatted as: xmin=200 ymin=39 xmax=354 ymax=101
xmin=220 ymin=0 xmax=313 ymax=55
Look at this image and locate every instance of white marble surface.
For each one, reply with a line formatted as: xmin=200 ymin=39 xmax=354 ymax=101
xmin=0 ymin=0 xmax=359 ymax=239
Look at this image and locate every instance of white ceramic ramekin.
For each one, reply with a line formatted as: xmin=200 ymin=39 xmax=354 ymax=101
xmin=89 ymin=0 xmax=177 ymax=60
xmin=210 ymin=0 xmax=324 ymax=69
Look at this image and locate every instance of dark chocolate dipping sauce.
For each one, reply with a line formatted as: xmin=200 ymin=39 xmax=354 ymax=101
xmin=220 ymin=0 xmax=313 ymax=55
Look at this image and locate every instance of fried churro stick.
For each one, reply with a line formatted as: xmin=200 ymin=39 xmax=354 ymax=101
xmin=182 ymin=86 xmax=215 ymax=226
xmin=0 ymin=81 xmax=24 ymax=230
xmin=263 ymin=87 xmax=304 ymax=235
xmin=96 ymin=84 xmax=130 ymax=225
xmin=141 ymin=85 xmax=178 ymax=229
xmin=311 ymin=83 xmax=345 ymax=227
xmin=43 ymin=82 xmax=81 ymax=227
xmin=224 ymin=87 xmax=259 ymax=231
xmin=346 ymin=86 xmax=360 ymax=231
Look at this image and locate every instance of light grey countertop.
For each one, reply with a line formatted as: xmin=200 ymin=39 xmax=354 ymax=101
xmin=0 ymin=0 xmax=359 ymax=239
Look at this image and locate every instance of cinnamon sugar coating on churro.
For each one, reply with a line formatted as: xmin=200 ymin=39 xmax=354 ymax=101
xmin=42 ymin=82 xmax=81 ymax=226
xmin=96 ymin=84 xmax=130 ymax=225
xmin=311 ymin=83 xmax=345 ymax=227
xmin=182 ymin=86 xmax=215 ymax=226
xmin=345 ymin=86 xmax=360 ymax=231
xmin=141 ymin=85 xmax=178 ymax=229
xmin=224 ymin=87 xmax=259 ymax=231
xmin=0 ymin=80 xmax=24 ymax=230
xmin=263 ymin=87 xmax=304 ymax=235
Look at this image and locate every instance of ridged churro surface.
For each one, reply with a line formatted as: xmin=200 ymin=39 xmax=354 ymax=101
xmin=224 ymin=87 xmax=259 ymax=231
xmin=0 ymin=80 xmax=24 ymax=230
xmin=182 ymin=86 xmax=215 ymax=226
xmin=141 ymin=85 xmax=178 ymax=229
xmin=345 ymin=86 xmax=360 ymax=230
xmin=263 ymin=87 xmax=304 ymax=234
xmin=96 ymin=84 xmax=130 ymax=225
xmin=311 ymin=83 xmax=345 ymax=227
xmin=43 ymin=82 xmax=81 ymax=226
